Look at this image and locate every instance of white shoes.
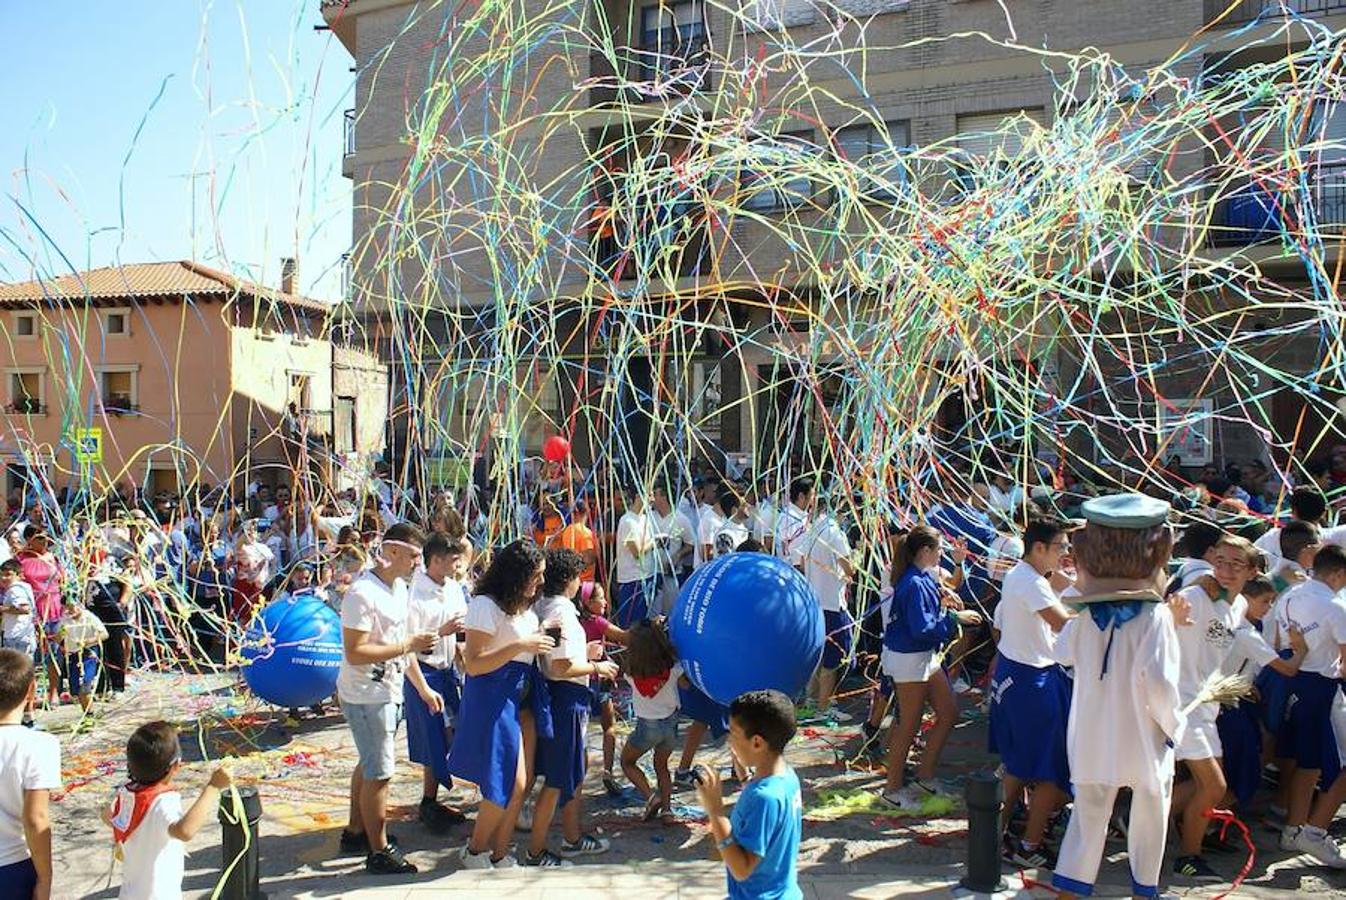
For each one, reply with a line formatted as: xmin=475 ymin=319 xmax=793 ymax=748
xmin=460 ymin=844 xmax=521 ymax=871
xmin=1282 ymin=825 xmax=1346 ymax=868
xmin=460 ymin=845 xmax=495 ymax=870
xmin=514 ymin=798 xmax=535 ymax=832
xmin=880 ymin=785 xmax=925 ymax=811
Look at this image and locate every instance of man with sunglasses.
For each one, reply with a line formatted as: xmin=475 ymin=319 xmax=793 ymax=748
xmin=336 ymin=523 xmax=442 ymax=875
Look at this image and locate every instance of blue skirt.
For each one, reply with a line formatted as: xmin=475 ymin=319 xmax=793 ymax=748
xmin=447 ymin=660 xmax=552 ymax=808
xmin=1217 ymin=699 xmax=1262 ymax=808
xmin=537 ymin=681 xmax=591 ymax=805
xmin=678 ymin=682 xmax=729 ymax=738
xmin=988 ymin=656 xmax=1072 ymax=790
xmin=404 ymin=664 xmax=462 ymax=790
xmin=1275 ymin=670 xmax=1339 ymax=772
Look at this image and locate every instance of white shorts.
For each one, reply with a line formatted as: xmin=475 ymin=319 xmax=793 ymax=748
xmin=1176 ymin=704 xmax=1221 ymax=761
xmin=881 ymin=648 xmax=940 ymax=685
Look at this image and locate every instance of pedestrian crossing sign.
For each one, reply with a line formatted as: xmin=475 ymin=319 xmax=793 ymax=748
xmin=74 ymin=428 xmax=103 ymax=464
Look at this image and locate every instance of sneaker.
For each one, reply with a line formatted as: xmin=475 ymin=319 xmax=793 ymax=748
xmin=602 ymin=773 xmax=622 ymax=797
xmin=912 ymin=778 xmax=955 ymax=799
xmin=420 ymin=798 xmax=467 ymax=833
xmin=490 ymin=852 xmax=519 ymax=869
xmin=460 ymin=845 xmax=494 ymax=870
xmin=340 ymin=829 xmax=398 ymax=855
xmin=514 ymin=798 xmax=535 ymax=832
xmin=673 ymin=768 xmax=697 ymax=790
xmin=366 ymin=845 xmax=417 ymax=875
xmin=1172 ymin=855 xmax=1221 ymax=883
xmin=523 ymin=849 xmax=573 ymax=868
xmin=821 ymin=707 xmax=854 ymax=723
xmin=1283 ymin=824 xmax=1346 ymax=868
xmin=558 ymin=832 xmax=611 ymax=857
xmin=879 ymin=786 xmax=925 ymax=811
xmin=950 ymin=676 xmax=972 ymax=695
xmin=1005 ymin=839 xmax=1058 ymax=870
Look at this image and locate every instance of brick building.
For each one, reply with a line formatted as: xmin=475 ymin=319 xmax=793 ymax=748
xmin=322 ymin=0 xmax=1346 ymax=486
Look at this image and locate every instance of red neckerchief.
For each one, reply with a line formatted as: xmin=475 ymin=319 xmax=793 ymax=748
xmin=633 ymin=671 xmax=671 ymax=698
xmin=109 ymin=781 xmax=174 ymax=844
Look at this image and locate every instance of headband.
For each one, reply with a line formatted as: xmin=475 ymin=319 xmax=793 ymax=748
xmin=381 ymin=539 xmax=423 ymax=554
xmin=580 ymin=580 xmax=595 ymax=603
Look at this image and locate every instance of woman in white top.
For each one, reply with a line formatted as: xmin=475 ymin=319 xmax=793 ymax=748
xmin=446 ymin=540 xmax=555 ymax=870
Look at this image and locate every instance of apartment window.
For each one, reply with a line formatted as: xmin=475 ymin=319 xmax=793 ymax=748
xmin=639 ymin=1 xmax=706 ymax=83
xmin=11 ymin=313 xmax=36 ymax=339
xmin=99 ymin=367 xmax=138 ymax=414
xmin=835 ymin=120 xmax=911 ymax=201
xmin=954 ymin=108 xmax=1047 ymax=190
xmin=104 ymin=309 xmax=129 ymax=336
xmin=742 ymin=131 xmax=817 ymax=212
xmin=6 ymin=369 xmax=44 ymax=415
xmin=288 ymin=372 xmax=313 ymax=412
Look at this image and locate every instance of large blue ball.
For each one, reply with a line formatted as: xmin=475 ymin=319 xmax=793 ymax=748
xmin=242 ymin=594 xmax=344 ymax=708
xmin=670 ymin=552 xmax=824 ymax=705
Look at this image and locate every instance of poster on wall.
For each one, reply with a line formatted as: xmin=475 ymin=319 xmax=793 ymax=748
xmin=1159 ymin=398 xmax=1214 ymax=467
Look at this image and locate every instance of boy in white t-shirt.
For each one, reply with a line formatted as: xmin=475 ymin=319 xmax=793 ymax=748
xmin=105 ymin=721 xmax=232 ymax=900
xmin=1168 ymin=535 xmax=1256 ymax=883
xmin=0 ymin=648 xmax=59 ymax=899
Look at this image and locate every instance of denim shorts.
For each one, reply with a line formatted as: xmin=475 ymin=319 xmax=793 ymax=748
xmin=342 ymin=700 xmax=402 ymax=781
xmin=628 ymin=713 xmax=679 ymax=753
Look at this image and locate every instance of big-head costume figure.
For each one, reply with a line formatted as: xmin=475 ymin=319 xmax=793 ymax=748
xmin=1051 ymin=493 xmax=1185 ymax=899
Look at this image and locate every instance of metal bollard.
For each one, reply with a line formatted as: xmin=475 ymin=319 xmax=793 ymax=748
xmin=959 ymin=773 xmax=1006 ymax=894
xmin=217 ymin=785 xmax=265 ymax=900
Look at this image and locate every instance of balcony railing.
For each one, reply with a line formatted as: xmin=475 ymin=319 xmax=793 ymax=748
xmin=589 ymin=201 xmax=712 ymax=282
xmin=343 ymin=108 xmax=356 ymax=157
xmin=588 ymin=37 xmax=709 ymax=106
xmin=1208 ymin=162 xmax=1346 ymax=246
xmin=5 ymin=399 xmax=44 ymax=415
xmin=1205 ymin=0 xmax=1346 ymax=25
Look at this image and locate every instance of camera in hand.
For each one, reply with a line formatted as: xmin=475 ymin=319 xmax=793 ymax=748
xmin=545 ymin=625 xmax=563 ymax=644
xmin=689 ymin=764 xmax=711 ymax=786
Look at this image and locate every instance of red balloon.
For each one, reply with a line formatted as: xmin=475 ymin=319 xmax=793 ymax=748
xmin=543 ymin=435 xmax=570 ymax=462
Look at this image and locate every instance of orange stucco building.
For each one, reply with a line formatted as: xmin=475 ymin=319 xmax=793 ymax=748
xmin=0 ymin=261 xmax=352 ymax=504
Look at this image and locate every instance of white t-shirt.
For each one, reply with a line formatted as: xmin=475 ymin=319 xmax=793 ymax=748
xmin=234 ymin=540 xmax=275 ymax=585
xmin=799 ymin=516 xmax=852 ymax=613
xmin=1 ymin=582 xmax=36 ymax=647
xmin=464 ymin=594 xmax=540 ymax=665
xmin=1257 ymin=523 xmax=1346 ymax=571
xmin=697 ymin=505 xmax=725 ymax=559
xmin=407 ymin=571 xmax=468 ymax=670
xmin=677 ymin=496 xmax=701 ymax=567
xmin=650 ymin=508 xmax=695 ymax=575
xmin=626 ymin=662 xmax=683 ymax=720
xmin=119 ymin=791 xmax=185 ymax=900
xmin=996 ymin=561 xmax=1064 ymax=668
xmin=1222 ymin=622 xmax=1279 ymax=681
xmin=1174 ymin=584 xmax=1247 ymax=705
xmin=775 ymin=503 xmax=810 ymax=564
xmin=0 ymin=725 xmax=61 ymax=866
xmin=713 ymin=519 xmax=751 ymax=558
xmin=534 ymin=594 xmax=589 ymax=687
xmin=1274 ymin=579 xmax=1346 ymax=677
xmin=615 ymin=511 xmax=657 ymax=583
xmin=337 ymin=571 xmax=410 ymax=704
xmin=752 ymin=499 xmax=778 ymax=544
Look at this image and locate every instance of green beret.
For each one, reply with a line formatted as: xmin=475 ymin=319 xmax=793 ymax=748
xmin=1080 ymin=493 xmax=1170 ymax=529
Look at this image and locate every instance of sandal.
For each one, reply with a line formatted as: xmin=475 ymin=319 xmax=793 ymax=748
xmin=602 ymin=773 xmax=622 ymax=797
xmin=659 ymin=807 xmax=677 ymax=826
xmin=642 ymin=793 xmax=662 ymax=822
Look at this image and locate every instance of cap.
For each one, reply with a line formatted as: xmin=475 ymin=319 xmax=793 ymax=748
xmin=1080 ymin=493 xmax=1170 ymax=529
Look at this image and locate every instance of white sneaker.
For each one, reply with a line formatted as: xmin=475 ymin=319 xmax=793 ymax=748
xmin=490 ymin=852 xmax=520 ymax=869
xmin=514 ymin=798 xmax=535 ymax=832
xmin=951 ymin=676 xmax=972 ymax=695
xmin=822 ymin=707 xmax=854 ymax=723
xmin=880 ymin=786 xmax=925 ymax=811
xmin=460 ymin=845 xmax=494 ymax=870
xmin=1284 ymin=825 xmax=1346 ymax=868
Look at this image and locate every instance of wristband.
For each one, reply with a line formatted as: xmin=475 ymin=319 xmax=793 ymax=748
xmin=717 ymin=836 xmax=735 ymax=851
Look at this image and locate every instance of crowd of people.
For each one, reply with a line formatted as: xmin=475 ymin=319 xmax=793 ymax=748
xmin=2 ymin=444 xmax=1346 ymax=897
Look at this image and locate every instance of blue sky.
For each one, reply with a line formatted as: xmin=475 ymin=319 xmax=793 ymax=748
xmin=0 ymin=1 xmax=353 ymax=300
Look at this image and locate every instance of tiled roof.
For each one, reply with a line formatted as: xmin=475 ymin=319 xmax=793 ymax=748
xmin=0 ymin=261 xmax=330 ymax=313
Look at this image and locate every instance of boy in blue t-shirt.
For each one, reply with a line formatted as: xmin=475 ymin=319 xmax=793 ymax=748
xmin=695 ymin=689 xmax=803 ymax=900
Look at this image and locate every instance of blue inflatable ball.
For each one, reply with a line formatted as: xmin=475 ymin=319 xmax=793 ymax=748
xmin=670 ymin=552 xmax=824 ymax=705
xmin=242 ymin=594 xmax=344 ymax=707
